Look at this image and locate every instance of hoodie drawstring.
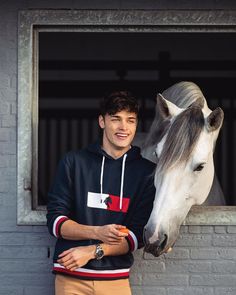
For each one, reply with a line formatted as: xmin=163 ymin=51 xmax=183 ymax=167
xmin=100 ymin=156 xmax=105 ymax=195
xmin=119 ymin=154 xmax=127 ymax=210
xmin=99 ymin=154 xmax=127 ymax=211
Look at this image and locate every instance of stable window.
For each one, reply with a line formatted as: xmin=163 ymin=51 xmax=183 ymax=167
xmin=17 ymin=10 xmax=236 ymax=225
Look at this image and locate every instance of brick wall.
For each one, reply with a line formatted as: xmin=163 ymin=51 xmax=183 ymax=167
xmin=0 ymin=1 xmax=236 ymax=294
xmin=131 ymin=226 xmax=236 ymax=295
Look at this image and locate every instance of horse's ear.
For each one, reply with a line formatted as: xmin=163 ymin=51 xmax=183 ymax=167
xmin=156 ymin=93 xmax=182 ymax=119
xmin=206 ymin=107 xmax=224 ymax=132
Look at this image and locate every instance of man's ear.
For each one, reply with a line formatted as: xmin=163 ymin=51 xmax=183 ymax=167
xmin=98 ymin=115 xmax=105 ymax=129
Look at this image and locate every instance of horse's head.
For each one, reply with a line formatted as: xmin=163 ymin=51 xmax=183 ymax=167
xmin=144 ymin=93 xmax=224 ymax=257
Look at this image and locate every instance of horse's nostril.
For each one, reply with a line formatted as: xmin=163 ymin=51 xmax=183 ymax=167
xmin=144 ymin=233 xmax=169 ymax=257
xmin=159 ymin=234 xmax=168 ymax=250
xmin=144 ymin=243 xmax=161 ymax=257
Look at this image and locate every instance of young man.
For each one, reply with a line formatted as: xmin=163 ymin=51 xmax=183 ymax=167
xmin=47 ymin=91 xmax=156 ymax=295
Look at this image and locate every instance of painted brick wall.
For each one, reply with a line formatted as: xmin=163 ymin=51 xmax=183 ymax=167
xmin=0 ymin=1 xmax=236 ymax=294
xmin=131 ymin=225 xmax=236 ymax=295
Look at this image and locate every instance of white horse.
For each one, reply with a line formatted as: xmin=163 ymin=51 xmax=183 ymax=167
xmin=136 ymin=81 xmax=224 ymax=257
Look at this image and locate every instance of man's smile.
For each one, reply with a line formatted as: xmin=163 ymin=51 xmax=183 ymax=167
xmin=115 ymin=133 xmax=129 ymax=139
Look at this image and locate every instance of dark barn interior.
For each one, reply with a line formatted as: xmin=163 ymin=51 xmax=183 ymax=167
xmin=38 ymin=32 xmax=236 ymax=206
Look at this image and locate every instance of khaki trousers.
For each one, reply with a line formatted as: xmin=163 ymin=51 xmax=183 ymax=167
xmin=55 ymin=274 xmax=132 ymax=295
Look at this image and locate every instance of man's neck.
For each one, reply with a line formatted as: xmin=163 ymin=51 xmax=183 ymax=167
xmin=101 ymin=144 xmax=131 ymax=159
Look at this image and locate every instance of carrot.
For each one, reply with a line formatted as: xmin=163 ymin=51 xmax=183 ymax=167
xmin=119 ymin=228 xmax=129 ymax=234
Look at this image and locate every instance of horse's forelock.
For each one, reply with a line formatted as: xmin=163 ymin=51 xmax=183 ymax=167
xmin=144 ymin=82 xmax=206 ymax=149
xmin=162 ymin=81 xmax=205 ymax=109
xmin=156 ymin=106 xmax=205 ymax=174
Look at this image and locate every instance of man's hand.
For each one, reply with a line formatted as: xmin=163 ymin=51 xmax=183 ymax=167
xmin=57 ymin=245 xmax=95 ymax=271
xmin=95 ymin=224 xmax=129 ymax=244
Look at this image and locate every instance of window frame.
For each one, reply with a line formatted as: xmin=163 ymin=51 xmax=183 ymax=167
xmin=17 ymin=9 xmax=236 ymax=225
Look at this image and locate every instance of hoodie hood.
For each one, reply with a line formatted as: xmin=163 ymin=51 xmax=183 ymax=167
xmin=87 ymin=141 xmax=142 ymax=210
xmin=86 ymin=141 xmax=142 ymax=161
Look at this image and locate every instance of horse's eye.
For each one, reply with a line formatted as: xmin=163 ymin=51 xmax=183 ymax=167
xmin=194 ymin=163 xmax=205 ymax=172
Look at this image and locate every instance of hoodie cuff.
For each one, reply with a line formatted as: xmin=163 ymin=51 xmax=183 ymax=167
xmin=52 ymin=215 xmax=69 ymax=238
xmin=126 ymin=230 xmax=138 ymax=252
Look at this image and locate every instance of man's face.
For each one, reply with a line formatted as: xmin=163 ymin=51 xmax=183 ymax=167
xmin=99 ymin=110 xmax=138 ymax=154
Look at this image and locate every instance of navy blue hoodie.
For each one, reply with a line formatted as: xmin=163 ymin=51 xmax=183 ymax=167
xmin=47 ymin=142 xmax=156 ymax=280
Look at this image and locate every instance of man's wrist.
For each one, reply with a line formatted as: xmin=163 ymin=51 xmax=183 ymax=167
xmin=87 ymin=245 xmax=97 ymax=260
xmin=94 ymin=244 xmax=104 ymax=260
xmin=92 ymin=226 xmax=100 ymax=240
xmin=84 ymin=244 xmax=104 ymax=261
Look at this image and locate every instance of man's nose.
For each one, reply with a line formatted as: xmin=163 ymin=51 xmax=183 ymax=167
xmin=119 ymin=121 xmax=128 ymax=130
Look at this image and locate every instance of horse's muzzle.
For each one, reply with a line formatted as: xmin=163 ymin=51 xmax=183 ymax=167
xmin=143 ymin=228 xmax=168 ymax=257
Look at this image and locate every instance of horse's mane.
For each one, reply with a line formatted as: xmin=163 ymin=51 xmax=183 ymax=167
xmin=157 ymin=106 xmax=204 ymax=173
xmin=144 ymin=81 xmax=206 ymax=173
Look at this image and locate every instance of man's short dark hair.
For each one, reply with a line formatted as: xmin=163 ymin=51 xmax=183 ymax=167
xmin=100 ymin=91 xmax=139 ymax=117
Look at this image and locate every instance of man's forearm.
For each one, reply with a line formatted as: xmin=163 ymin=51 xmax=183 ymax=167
xmin=60 ymin=219 xmax=98 ymax=240
xmin=57 ymin=238 xmax=130 ymax=271
xmin=102 ymin=239 xmax=129 ymax=256
xmin=60 ymin=219 xmax=128 ymax=244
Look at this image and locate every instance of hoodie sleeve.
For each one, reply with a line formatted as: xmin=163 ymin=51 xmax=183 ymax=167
xmin=125 ymin=173 xmax=155 ymax=252
xmin=46 ymin=152 xmax=74 ymax=238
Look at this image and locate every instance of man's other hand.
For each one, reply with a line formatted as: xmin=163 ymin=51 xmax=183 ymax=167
xmin=57 ymin=245 xmax=95 ymax=271
xmin=95 ymin=224 xmax=128 ymax=245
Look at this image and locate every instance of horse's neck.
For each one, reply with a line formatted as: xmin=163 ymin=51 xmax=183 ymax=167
xmin=141 ymin=144 xmax=157 ymax=163
xmin=132 ymin=132 xmax=147 ymax=147
xmin=203 ymin=173 xmax=226 ymax=205
xmin=133 ymin=133 xmax=157 ymax=163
